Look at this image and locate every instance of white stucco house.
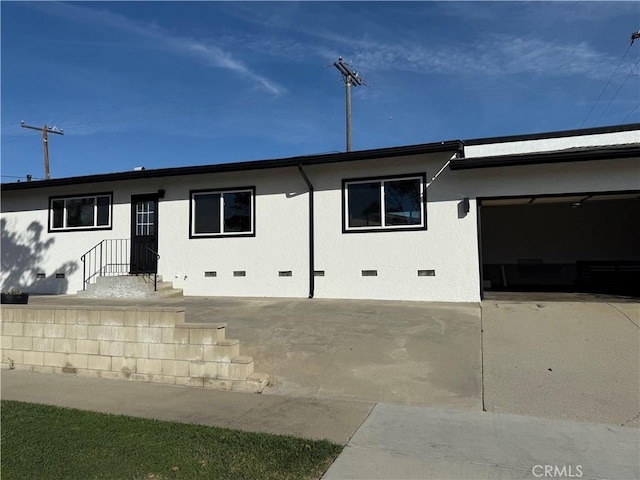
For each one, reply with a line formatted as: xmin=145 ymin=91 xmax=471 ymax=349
xmin=2 ymin=123 xmax=639 ymax=302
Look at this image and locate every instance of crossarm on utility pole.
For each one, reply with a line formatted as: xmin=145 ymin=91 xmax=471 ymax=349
xmin=20 ymin=121 xmax=64 ymax=180
xmin=333 ymin=57 xmax=365 ymax=152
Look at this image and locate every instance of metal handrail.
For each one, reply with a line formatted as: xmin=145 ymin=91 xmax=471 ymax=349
xmin=144 ymin=245 xmax=161 ymax=291
xmin=81 ymin=239 xmax=160 ymax=292
xmin=81 ymin=239 xmax=131 ymax=290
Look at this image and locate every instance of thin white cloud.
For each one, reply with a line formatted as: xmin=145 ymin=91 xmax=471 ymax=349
xmin=209 ymin=9 xmax=613 ymax=83
xmin=330 ymin=34 xmax=612 ymax=81
xmin=170 ymin=39 xmax=283 ymax=95
xmin=27 ymin=2 xmax=285 ymax=96
xmin=433 ymin=1 xmax=638 ymax=28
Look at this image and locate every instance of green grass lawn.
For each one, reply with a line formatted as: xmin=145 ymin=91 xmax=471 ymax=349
xmin=1 ymin=400 xmax=342 ymax=480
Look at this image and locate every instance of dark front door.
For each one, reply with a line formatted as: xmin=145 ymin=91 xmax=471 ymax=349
xmin=130 ymin=194 xmax=158 ymax=274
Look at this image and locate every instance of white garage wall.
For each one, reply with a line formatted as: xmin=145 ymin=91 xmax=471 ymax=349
xmin=448 ymin=158 xmax=640 ymax=198
xmin=465 ymin=130 xmax=639 ymax=158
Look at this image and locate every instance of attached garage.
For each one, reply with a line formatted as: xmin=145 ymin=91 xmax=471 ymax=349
xmin=478 ymin=192 xmax=640 ymax=295
xmin=451 ymin=129 xmax=640 ymax=300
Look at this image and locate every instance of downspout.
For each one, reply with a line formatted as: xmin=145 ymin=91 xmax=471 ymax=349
xmin=297 ymin=164 xmax=315 ymax=298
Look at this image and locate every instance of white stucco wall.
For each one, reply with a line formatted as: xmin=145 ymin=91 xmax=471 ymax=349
xmin=448 ymin=157 xmax=640 ymax=199
xmin=156 ymin=167 xmax=309 ymax=298
xmin=307 ymin=152 xmax=480 ymax=303
xmin=1 ymin=182 xmax=133 ymax=294
xmin=1 ymin=152 xmax=482 ymax=302
xmin=1 ymin=170 xmax=311 ymax=298
xmin=2 ymin=129 xmax=637 ymax=303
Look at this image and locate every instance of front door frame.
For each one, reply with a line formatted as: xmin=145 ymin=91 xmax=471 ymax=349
xmin=130 ymin=193 xmax=159 ymax=274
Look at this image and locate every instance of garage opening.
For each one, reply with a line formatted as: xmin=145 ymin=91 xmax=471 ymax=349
xmin=479 ymin=192 xmax=640 ymax=297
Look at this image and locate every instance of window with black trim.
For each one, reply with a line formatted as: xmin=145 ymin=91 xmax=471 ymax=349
xmin=343 ymin=174 xmax=426 ymax=232
xmin=190 ymin=187 xmax=254 ymax=237
xmin=49 ymin=193 xmax=112 ymax=231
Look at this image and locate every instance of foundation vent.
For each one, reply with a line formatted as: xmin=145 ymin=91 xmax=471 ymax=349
xmin=418 ymin=270 xmax=436 ymax=277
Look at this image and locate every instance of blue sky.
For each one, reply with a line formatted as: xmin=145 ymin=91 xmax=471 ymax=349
xmin=2 ymin=1 xmax=639 ymax=180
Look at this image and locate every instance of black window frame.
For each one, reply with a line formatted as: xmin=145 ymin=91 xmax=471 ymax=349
xmin=189 ymin=186 xmax=256 ymax=238
xmin=342 ymin=173 xmax=427 ymax=233
xmin=48 ymin=192 xmax=113 ymax=233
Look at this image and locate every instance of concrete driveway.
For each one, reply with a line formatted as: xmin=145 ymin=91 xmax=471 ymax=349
xmin=26 ymin=295 xmax=483 ymax=410
xmin=24 ymin=294 xmax=639 ymax=426
xmin=186 ymin=297 xmax=482 ymax=409
xmin=482 ymin=300 xmax=640 ymax=427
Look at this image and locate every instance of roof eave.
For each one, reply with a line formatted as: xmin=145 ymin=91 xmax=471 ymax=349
xmin=2 ymin=140 xmax=462 ymax=191
xmin=449 ymin=146 xmax=640 ymax=170
xmin=463 ymin=122 xmax=640 ymax=146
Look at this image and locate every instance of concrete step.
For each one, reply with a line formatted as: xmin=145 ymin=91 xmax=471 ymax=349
xmin=95 ymin=275 xmax=163 ymax=287
xmin=203 ymin=339 xmax=240 ymax=362
xmin=218 ymin=355 xmax=255 ymax=381
xmin=202 ymin=372 xmax=270 ymax=393
xmin=156 ymin=288 xmax=183 ymax=299
xmin=182 ymin=323 xmax=227 ymax=344
xmin=238 ymin=372 xmax=270 ymax=393
xmin=77 ymin=275 xmax=183 ymax=299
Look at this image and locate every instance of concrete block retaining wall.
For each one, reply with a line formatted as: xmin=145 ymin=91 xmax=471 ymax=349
xmin=0 ymin=305 xmax=269 ymax=392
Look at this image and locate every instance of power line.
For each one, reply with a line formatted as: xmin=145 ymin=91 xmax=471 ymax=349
xmin=579 ymin=35 xmax=635 ymax=128
xmin=60 ymin=103 xmax=226 ymax=129
xmin=1 ymin=174 xmax=45 ymax=181
xmin=45 ymin=95 xmax=269 ymax=131
xmin=593 ymin=57 xmax=640 ymax=126
xmin=54 ymin=89 xmax=220 ymax=127
xmin=3 ymin=88 xmax=215 ymax=131
xmin=3 ymin=91 xmax=275 ymax=142
xmin=2 ymin=96 xmax=276 ymax=177
xmin=1 ymin=133 xmax=33 ymax=145
xmin=621 ymin=101 xmax=640 ymax=123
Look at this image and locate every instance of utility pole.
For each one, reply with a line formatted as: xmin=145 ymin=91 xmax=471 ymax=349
xmin=20 ymin=121 xmax=64 ymax=180
xmin=333 ymin=57 xmax=364 ymax=152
